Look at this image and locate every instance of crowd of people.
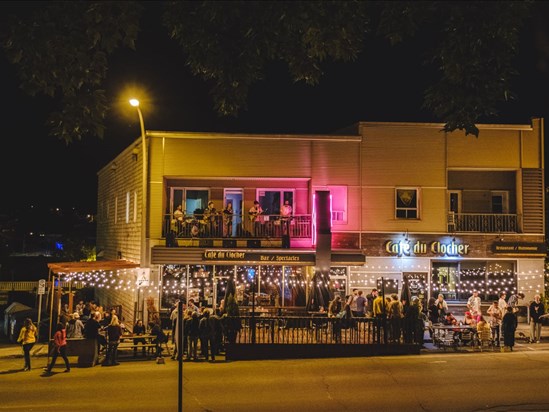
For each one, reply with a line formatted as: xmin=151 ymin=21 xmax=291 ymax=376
xmin=324 ymin=288 xmax=545 ymax=350
xmin=426 ymin=290 xmax=542 ymax=351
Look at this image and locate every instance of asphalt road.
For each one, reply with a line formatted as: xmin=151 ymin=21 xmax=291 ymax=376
xmin=2 ymin=349 xmax=549 ymax=412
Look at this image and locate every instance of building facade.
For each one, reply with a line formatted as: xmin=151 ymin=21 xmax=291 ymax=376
xmin=96 ymin=119 xmax=545 ymax=324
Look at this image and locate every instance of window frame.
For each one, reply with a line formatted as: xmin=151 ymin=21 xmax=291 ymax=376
xmin=395 ymin=187 xmax=420 ymax=219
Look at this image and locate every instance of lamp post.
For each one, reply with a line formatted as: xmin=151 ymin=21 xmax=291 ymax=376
xmin=129 ymin=99 xmax=148 ymax=268
xmin=130 ymin=99 xmax=147 ymax=322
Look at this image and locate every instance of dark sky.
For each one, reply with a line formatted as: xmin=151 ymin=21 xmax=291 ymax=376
xmin=1 ymin=3 xmax=549 ymax=215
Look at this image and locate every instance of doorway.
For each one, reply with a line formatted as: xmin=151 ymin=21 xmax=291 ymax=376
xmin=224 ymin=189 xmax=243 ymax=237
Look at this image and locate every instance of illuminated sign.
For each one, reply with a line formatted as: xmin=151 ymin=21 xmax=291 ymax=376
xmin=203 ymin=250 xmax=316 ymax=263
xmin=492 ymin=242 xmax=547 ymax=255
xmin=384 ymin=240 xmax=470 ymax=257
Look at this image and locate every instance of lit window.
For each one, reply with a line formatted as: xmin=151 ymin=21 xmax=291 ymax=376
xmin=395 ymin=188 xmax=419 ymax=219
xmin=126 ymin=192 xmax=130 ymax=224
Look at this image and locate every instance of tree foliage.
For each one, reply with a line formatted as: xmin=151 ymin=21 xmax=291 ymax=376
xmin=0 ymin=1 xmax=532 ymax=142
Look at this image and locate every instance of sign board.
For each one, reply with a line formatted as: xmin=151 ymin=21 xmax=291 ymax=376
xmin=492 ymin=242 xmax=547 ymax=255
xmin=203 ymin=250 xmax=315 ymax=264
xmin=37 ymin=279 xmax=46 ymax=295
xmin=137 ymin=268 xmax=150 ymax=287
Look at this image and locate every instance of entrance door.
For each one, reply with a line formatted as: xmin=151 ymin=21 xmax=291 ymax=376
xmin=224 ymin=189 xmax=243 ymax=237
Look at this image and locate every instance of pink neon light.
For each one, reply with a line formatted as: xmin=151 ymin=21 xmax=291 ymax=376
xmin=312 ymin=192 xmax=333 ymax=246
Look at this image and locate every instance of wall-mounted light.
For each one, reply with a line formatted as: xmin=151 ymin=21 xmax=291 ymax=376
xmin=132 ymin=147 xmax=139 ymax=162
xmin=110 ymin=162 xmax=118 ymax=171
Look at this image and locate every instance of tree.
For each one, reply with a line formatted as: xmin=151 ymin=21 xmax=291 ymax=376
xmin=0 ymin=1 xmax=533 ymax=142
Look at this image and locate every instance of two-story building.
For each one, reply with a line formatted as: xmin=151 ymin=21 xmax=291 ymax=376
xmin=94 ymin=118 xmax=545 ymax=325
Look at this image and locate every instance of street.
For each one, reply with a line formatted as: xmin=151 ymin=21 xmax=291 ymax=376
xmin=1 ymin=348 xmax=549 ymax=412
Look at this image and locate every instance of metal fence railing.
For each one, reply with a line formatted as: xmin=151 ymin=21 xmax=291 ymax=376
xmin=448 ymin=213 xmax=520 ymax=233
xmin=164 ymin=214 xmax=312 ymax=239
xmin=226 ymin=316 xmax=393 ymax=345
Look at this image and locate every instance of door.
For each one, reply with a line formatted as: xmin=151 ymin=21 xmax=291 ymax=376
xmin=491 ymin=191 xmax=509 ymax=214
xmin=224 ymin=189 xmax=243 ymax=237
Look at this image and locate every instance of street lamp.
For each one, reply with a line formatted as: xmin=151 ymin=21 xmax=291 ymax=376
xmin=129 ymin=98 xmax=148 ymax=268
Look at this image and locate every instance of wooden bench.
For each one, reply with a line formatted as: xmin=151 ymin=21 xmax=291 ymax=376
xmin=49 ymin=338 xmax=98 ymax=367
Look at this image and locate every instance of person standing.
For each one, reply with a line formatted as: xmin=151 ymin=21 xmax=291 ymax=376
xmin=103 ymin=315 xmax=123 ymax=366
xmin=347 ymin=289 xmax=359 ymax=317
xmin=498 ymin=292 xmax=508 ymax=314
xmin=467 ymin=290 xmax=482 ymax=320
xmin=529 ymin=294 xmax=545 ymax=343
xmin=44 ymin=322 xmax=70 ymax=373
xmin=434 ymin=294 xmax=448 ymax=323
xmin=222 ymin=202 xmax=234 ymax=237
xmin=366 ymin=288 xmax=378 ymax=317
xmin=502 ymin=306 xmax=518 ymax=351
xmin=17 ymin=318 xmax=37 ymax=371
xmin=280 ymin=200 xmax=293 ymax=235
xmin=355 ymin=290 xmax=366 ymax=317
xmin=65 ymin=312 xmax=85 ymax=338
xmin=248 ymin=201 xmax=264 ymax=237
xmin=507 ymin=292 xmax=525 ymax=313
xmin=328 ymin=295 xmax=342 ymax=318
xmin=203 ymin=201 xmax=218 ymax=237
xmin=487 ymin=300 xmax=503 ymax=346
xmin=372 ymin=292 xmax=386 ymax=343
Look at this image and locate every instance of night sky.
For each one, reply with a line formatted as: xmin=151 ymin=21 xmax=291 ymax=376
xmin=1 ymin=3 xmax=549 ymax=215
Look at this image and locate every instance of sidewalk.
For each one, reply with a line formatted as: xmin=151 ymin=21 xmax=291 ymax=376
xmin=1 ymin=322 xmax=547 ymax=359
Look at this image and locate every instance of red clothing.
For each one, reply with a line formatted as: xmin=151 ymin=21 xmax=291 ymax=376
xmin=53 ymin=329 xmax=67 ymax=350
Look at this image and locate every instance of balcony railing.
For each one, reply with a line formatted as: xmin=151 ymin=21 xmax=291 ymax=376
xmin=448 ymin=213 xmax=520 ymax=233
xmin=163 ymin=214 xmax=312 ymax=239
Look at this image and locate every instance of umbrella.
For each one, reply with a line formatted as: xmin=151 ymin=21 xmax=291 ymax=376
xmin=224 ymin=275 xmax=237 ymax=302
xmin=400 ymin=279 xmax=412 ymax=309
xmin=306 ymin=271 xmax=329 ymax=311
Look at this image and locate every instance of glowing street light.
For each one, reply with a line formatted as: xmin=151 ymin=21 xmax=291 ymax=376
xmin=129 ymin=98 xmax=148 ymax=268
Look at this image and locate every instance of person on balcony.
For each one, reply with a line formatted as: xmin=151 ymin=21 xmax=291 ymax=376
xmin=172 ymin=205 xmax=184 ymax=234
xmin=223 ymin=202 xmax=234 ymax=237
xmin=280 ymin=200 xmax=293 ymax=235
xmin=203 ymin=201 xmax=219 ymax=237
xmin=248 ymin=201 xmax=264 ymax=237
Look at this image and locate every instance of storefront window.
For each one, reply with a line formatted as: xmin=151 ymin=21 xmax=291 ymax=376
xmin=431 ymin=260 xmax=517 ymax=302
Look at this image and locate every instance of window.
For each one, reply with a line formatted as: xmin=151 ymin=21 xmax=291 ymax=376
xmin=257 ymin=189 xmax=294 ymax=216
xmin=114 ymin=196 xmax=118 ymax=224
xmin=396 ymin=188 xmax=419 ymax=219
xmin=126 ymin=192 xmax=130 ymax=224
xmin=133 ymin=191 xmax=137 ymax=222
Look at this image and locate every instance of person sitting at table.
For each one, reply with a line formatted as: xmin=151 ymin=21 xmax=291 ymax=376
xmin=463 ymin=311 xmax=477 ymax=327
xmin=476 ymin=315 xmax=493 ymax=348
xmin=443 ymin=312 xmax=458 ymax=326
xmin=132 ymin=319 xmax=147 ymax=357
xmin=328 ymin=295 xmax=342 ymax=318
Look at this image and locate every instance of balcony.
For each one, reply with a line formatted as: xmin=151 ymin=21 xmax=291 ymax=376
xmin=447 ymin=213 xmax=520 ymax=233
xmin=163 ymin=213 xmax=312 ymax=240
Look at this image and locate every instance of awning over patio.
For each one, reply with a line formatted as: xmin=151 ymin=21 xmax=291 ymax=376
xmin=47 ymin=260 xmax=140 ymax=275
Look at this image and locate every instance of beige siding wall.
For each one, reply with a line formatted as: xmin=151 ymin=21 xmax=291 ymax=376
xmin=97 ymin=143 xmax=143 ymax=263
xmin=360 ymin=126 xmax=446 ymax=187
xmin=447 ymin=129 xmax=521 ymax=168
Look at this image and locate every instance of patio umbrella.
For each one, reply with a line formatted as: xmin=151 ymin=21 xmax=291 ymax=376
xmin=400 ymin=279 xmax=412 ymax=309
xmin=306 ymin=271 xmax=329 ymax=311
xmin=224 ymin=276 xmax=237 ymax=302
